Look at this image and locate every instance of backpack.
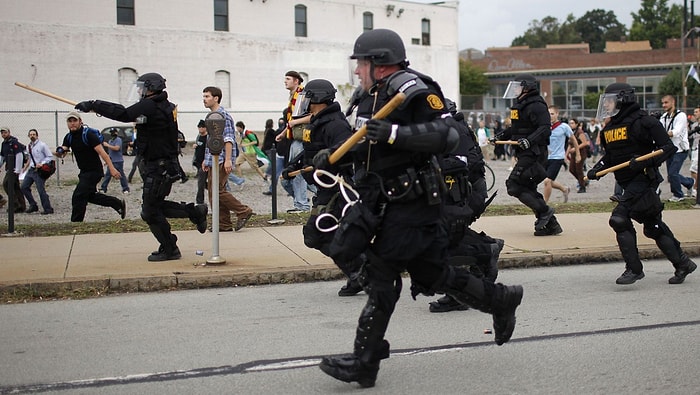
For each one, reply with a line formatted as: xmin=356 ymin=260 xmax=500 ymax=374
xmin=66 ymin=126 xmax=103 ymax=147
xmin=9 ymin=137 xmax=28 ymax=165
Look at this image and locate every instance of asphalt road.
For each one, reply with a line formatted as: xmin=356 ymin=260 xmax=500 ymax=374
xmin=1 ymin=259 xmax=699 ymax=394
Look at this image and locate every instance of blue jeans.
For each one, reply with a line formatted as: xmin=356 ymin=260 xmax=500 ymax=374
xmin=225 ymin=172 xmax=245 ymax=192
xmin=100 ymin=161 xmax=129 ymax=192
xmin=666 ymin=151 xmax=694 ymax=198
xmin=21 ymin=168 xmax=52 ymax=211
xmin=288 ymin=140 xmax=310 ymax=211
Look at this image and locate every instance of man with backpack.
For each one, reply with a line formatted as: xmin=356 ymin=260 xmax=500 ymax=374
xmin=55 ymin=112 xmax=125 ymax=222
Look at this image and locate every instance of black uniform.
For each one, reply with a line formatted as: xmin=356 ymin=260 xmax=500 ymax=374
xmin=61 ymin=126 xmax=123 ymax=222
xmin=589 ymin=101 xmax=696 ymax=284
xmin=429 ymin=112 xmax=503 ymax=312
xmin=78 ymin=87 xmax=206 ymax=261
xmin=319 ymin=69 xmax=522 ymax=386
xmin=501 ymin=89 xmax=561 ymax=235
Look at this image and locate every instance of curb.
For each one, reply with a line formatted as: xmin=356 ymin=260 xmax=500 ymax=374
xmin=3 ymin=242 xmax=700 ymax=299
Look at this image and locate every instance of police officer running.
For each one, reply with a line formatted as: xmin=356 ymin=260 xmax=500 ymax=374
xmin=494 ymin=74 xmax=562 ymax=236
xmin=282 ymin=78 xmax=364 ymax=296
xmin=75 ymin=73 xmax=208 ymax=262
xmin=587 ymin=83 xmax=696 ymax=285
xmin=314 ymin=29 xmax=523 ymax=387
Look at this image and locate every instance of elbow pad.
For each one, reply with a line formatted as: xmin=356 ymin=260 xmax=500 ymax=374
xmin=392 ymin=118 xmax=459 ymax=154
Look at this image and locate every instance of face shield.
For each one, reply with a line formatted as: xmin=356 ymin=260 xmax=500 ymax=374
xmin=292 ymin=94 xmax=311 ymax=119
xmin=596 ymin=93 xmax=620 ymax=121
xmin=125 ymin=80 xmax=146 ymax=105
xmin=502 ymin=81 xmax=524 ymax=99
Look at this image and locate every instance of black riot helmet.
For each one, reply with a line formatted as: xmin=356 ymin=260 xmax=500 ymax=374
xmin=127 ymin=72 xmax=167 ymax=103
xmin=293 ymin=79 xmax=337 ymax=117
xmin=596 ymin=82 xmax=636 ymax=120
xmin=350 ymin=28 xmax=407 ymax=67
xmin=502 ymin=73 xmax=539 ymax=99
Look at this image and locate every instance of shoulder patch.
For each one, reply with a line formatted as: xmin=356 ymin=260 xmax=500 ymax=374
xmin=426 ymin=94 xmax=444 ymax=110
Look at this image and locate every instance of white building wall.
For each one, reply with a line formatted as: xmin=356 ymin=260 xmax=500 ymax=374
xmin=0 ymin=0 xmax=458 ymax=139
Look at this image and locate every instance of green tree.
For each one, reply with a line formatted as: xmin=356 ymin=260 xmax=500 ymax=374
xmin=459 ymin=59 xmax=489 ymax=95
xmin=512 ymin=16 xmax=570 ymax=48
xmin=630 ymin=0 xmax=682 ymax=49
xmin=659 ymin=68 xmax=700 ymax=109
xmin=575 ymin=9 xmax=627 ymax=53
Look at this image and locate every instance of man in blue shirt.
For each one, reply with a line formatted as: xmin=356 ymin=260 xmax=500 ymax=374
xmin=543 ymin=105 xmax=579 ymax=203
xmin=100 ymin=128 xmax=130 ymax=194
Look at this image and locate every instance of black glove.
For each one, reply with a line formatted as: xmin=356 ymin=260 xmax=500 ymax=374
xmin=75 ymin=100 xmax=94 ymax=112
xmin=281 ymin=165 xmax=298 ymax=180
xmin=517 ymin=138 xmax=531 ymax=150
xmin=586 ymin=168 xmax=600 ymax=181
xmin=628 ymin=155 xmax=648 ymax=172
xmin=313 ymin=148 xmax=332 ymax=171
xmin=365 ymin=119 xmax=394 ymax=143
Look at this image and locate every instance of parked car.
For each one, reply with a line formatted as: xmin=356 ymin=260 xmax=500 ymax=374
xmin=101 ymin=126 xmax=135 ymax=156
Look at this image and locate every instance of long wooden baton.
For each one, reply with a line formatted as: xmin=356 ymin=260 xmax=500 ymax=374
xmin=494 ymin=140 xmax=519 ymax=145
xmin=14 ymin=82 xmax=78 ymax=106
xmin=585 ymin=149 xmax=664 ymax=181
xmin=328 ymin=92 xmax=406 ymax=164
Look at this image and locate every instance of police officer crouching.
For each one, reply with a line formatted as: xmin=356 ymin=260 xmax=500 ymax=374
xmin=587 ymin=83 xmax=696 ymax=285
xmin=282 ymin=78 xmax=364 ymax=296
xmin=315 ymin=28 xmax=523 ymax=388
xmin=495 ymin=74 xmax=561 ymax=236
xmin=75 ymin=73 xmax=208 ymax=262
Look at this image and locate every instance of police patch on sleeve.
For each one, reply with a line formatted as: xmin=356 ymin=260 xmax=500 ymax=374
xmin=426 ymin=94 xmax=444 ymax=110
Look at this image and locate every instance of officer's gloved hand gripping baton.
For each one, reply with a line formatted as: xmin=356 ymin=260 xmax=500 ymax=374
xmin=584 ymin=149 xmax=664 ymax=182
xmin=286 ymin=92 xmax=407 ymax=178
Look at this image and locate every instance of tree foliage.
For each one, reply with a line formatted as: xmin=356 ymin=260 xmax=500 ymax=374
xmin=575 ymin=9 xmax=627 ymax=53
xmin=630 ymin=0 xmax=683 ymax=49
xmin=459 ymin=59 xmax=490 ymax=95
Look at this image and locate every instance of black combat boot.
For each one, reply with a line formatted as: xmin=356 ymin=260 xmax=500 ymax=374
xmin=187 ymin=203 xmax=208 ymax=234
xmin=428 ymin=295 xmax=469 ymax=313
xmin=338 ymin=277 xmax=364 ymax=296
xmin=319 ymin=340 xmax=388 ymax=388
xmin=534 ymin=216 xmax=563 ymax=236
xmin=669 ymin=257 xmax=697 ymax=284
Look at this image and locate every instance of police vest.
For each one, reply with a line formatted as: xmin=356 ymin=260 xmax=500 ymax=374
xmin=509 ymin=94 xmax=548 ymax=142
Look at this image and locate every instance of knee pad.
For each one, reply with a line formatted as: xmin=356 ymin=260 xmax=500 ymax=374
xmin=505 ymin=179 xmax=523 ymax=197
xmin=609 ymin=215 xmax=633 ymax=233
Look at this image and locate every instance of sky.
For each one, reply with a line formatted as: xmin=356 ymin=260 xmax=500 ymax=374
xmin=413 ymin=0 xmax=676 ymax=51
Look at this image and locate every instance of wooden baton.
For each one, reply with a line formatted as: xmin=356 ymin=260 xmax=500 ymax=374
xmin=14 ymin=82 xmax=78 ymax=106
xmin=584 ymin=149 xmax=664 ymax=181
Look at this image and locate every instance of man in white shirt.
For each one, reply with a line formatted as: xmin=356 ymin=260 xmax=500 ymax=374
xmin=660 ymin=95 xmax=694 ymax=201
xmin=21 ymin=129 xmax=54 ymax=214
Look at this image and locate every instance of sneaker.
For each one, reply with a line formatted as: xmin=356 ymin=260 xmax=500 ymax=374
xmin=616 ymin=269 xmax=645 ymax=285
xmin=319 ymin=354 xmax=381 ymax=388
xmin=123 ymin=190 xmax=130 ymax=195
xmin=693 ymin=204 xmax=700 ymax=209
xmin=669 ymin=260 xmax=697 ymax=284
xmin=148 ymin=247 xmax=182 ymax=262
xmin=286 ymin=208 xmax=305 ymax=214
xmin=428 ymin=295 xmax=469 ymax=313
xmin=668 ymin=196 xmax=685 ymax=202
xmin=235 ymin=210 xmax=254 ymax=231
xmin=338 ymin=278 xmax=364 ymax=297
xmin=25 ymin=205 xmax=39 ymax=214
xmin=117 ymin=199 xmax=127 ymax=219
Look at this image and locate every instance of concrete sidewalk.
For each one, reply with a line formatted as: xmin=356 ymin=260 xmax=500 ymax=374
xmin=1 ymin=210 xmax=699 ymax=295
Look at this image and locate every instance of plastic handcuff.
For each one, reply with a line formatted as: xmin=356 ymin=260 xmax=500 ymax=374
xmin=313 ymin=169 xmax=360 ymax=233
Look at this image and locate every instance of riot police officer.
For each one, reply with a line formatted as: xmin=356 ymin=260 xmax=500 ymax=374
xmin=75 ymin=72 xmax=208 ymax=261
xmin=428 ymin=100 xmax=503 ymax=313
xmin=587 ymin=82 xmax=696 ymax=285
xmin=282 ymin=78 xmax=364 ymax=296
xmin=315 ymin=28 xmax=523 ymax=388
xmin=496 ymin=74 xmax=561 ymax=236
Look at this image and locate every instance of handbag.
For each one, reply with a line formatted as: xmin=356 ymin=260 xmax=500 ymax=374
xmin=37 ymin=160 xmax=56 ymax=180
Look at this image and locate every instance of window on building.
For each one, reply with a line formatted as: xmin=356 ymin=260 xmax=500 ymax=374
xmin=421 ymin=19 xmax=431 ymax=46
xmin=214 ymin=0 xmax=229 ymax=32
xmin=118 ymin=68 xmax=138 ymax=105
xmin=552 ymin=78 xmax=615 ymax=119
xmin=363 ymin=12 xmax=373 ymax=31
xmin=117 ymin=0 xmax=134 ymax=25
xmin=627 ymin=76 xmax=662 ymax=111
xmin=215 ymin=70 xmax=231 ymax=108
xmin=295 ymin=5 xmax=307 ymax=37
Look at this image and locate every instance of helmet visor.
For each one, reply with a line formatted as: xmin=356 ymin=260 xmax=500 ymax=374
xmin=126 ymin=80 xmax=146 ymax=105
xmin=596 ymin=93 xmax=620 ymax=121
xmin=292 ymin=95 xmax=311 ymax=118
xmin=502 ymin=81 xmax=523 ymax=99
